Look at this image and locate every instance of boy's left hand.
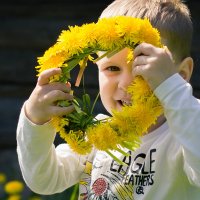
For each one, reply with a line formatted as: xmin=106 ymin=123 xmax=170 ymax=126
xmin=133 ymin=42 xmax=178 ymax=90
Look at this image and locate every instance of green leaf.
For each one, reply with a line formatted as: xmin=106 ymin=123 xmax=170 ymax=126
xmin=83 ymin=94 xmax=90 ymax=105
xmin=57 ymin=100 xmax=72 ymax=107
xmin=68 ymin=112 xmax=81 ymax=121
xmin=82 ymin=94 xmax=91 ymax=113
xmin=106 ymin=150 xmax=128 ymax=166
xmin=72 ymin=101 xmax=82 ymax=114
xmin=91 ymin=92 xmax=100 ymax=114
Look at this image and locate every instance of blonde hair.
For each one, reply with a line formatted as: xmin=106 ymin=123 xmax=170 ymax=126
xmin=100 ymin=0 xmax=193 ymax=62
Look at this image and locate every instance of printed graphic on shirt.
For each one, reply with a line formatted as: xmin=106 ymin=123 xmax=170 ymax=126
xmin=122 ymin=148 xmax=156 ymax=196
xmin=79 ymin=148 xmax=156 ymax=199
xmin=79 ymin=161 xmax=93 ymax=200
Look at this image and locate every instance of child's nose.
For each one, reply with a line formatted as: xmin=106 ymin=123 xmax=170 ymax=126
xmin=118 ymin=73 xmax=133 ymax=90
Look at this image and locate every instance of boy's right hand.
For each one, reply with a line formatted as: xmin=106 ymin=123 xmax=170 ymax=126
xmin=25 ymin=68 xmax=74 ymax=125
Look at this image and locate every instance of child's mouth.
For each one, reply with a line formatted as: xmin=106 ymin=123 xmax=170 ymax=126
xmin=119 ymin=100 xmax=132 ymax=106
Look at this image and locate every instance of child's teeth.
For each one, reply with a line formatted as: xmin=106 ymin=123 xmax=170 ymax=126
xmin=122 ymin=100 xmax=132 ymax=106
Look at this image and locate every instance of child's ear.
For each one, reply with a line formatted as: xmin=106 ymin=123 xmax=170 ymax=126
xmin=178 ymin=57 xmax=193 ymax=82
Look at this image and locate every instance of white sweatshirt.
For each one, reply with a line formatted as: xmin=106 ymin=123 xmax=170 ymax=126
xmin=17 ymin=74 xmax=200 ymax=199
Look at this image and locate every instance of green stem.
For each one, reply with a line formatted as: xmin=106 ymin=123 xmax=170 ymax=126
xmin=90 ymin=92 xmax=100 ymax=114
xmin=106 ymin=150 xmax=128 ymax=166
xmin=106 ymin=47 xmax=124 ymax=58
xmin=70 ymin=184 xmax=79 ymax=200
xmin=93 ymin=50 xmax=112 ymax=63
xmin=122 ymin=141 xmax=140 ymax=151
xmin=82 ymin=73 xmax=85 ymax=95
xmin=93 ymin=47 xmax=123 ymax=63
xmin=116 ymin=147 xmax=130 ymax=157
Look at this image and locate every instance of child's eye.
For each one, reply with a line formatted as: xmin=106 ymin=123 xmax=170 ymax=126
xmin=106 ymin=66 xmax=120 ymax=71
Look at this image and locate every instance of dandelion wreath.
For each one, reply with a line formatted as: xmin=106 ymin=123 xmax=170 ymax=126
xmin=36 ymin=16 xmax=163 ymax=164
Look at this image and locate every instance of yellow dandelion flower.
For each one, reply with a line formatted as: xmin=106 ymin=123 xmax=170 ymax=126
xmin=112 ymin=96 xmax=162 ymax=139
xmin=59 ymin=128 xmax=70 ymax=142
xmin=0 ymin=173 xmax=6 ymax=184
xmin=145 ymin=95 xmax=163 ymax=117
xmin=36 ymin=50 xmax=67 ymax=75
xmin=4 ymin=180 xmax=24 ymax=195
xmin=7 ymin=194 xmax=21 ymax=200
xmin=130 ymin=104 xmax=157 ymax=134
xmin=127 ymin=76 xmax=152 ymax=102
xmin=95 ymin=17 xmax=124 ymax=50
xmin=77 ymin=23 xmax=98 ymax=48
xmin=66 ymin=130 xmax=92 ymax=155
xmin=52 ymin=116 xmax=68 ymax=133
xmin=111 ymin=107 xmax=136 ymax=136
xmin=87 ymin=123 xmax=120 ymax=151
xmin=116 ymin=16 xmax=142 ymax=45
xmin=126 ymin=48 xmax=134 ymax=63
xmin=58 ymin=28 xmax=85 ymax=56
xmin=52 ymin=116 xmax=71 ymax=142
xmin=138 ymin=19 xmax=162 ymax=47
xmin=35 ymin=16 xmax=164 ymax=159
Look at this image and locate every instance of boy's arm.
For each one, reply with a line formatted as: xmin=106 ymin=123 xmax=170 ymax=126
xmin=133 ymin=42 xmax=200 ymax=186
xmin=154 ymin=73 xmax=200 ymax=186
xmin=17 ymin=105 xmax=87 ymax=194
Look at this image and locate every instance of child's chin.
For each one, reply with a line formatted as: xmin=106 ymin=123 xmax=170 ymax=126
xmin=114 ymin=103 xmax=123 ymax=111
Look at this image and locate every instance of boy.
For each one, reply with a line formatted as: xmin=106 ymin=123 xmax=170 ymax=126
xmin=17 ymin=0 xmax=200 ymax=199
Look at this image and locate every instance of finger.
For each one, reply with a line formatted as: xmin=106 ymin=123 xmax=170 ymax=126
xmin=37 ymin=68 xmax=61 ymax=86
xmin=132 ymin=64 xmax=147 ymax=77
xmin=163 ymin=46 xmax=174 ymax=61
xmin=133 ymin=55 xmax=148 ymax=66
xmin=66 ymin=82 xmax=71 ymax=88
xmin=48 ymin=82 xmax=71 ymax=93
xmin=134 ymin=43 xmax=157 ymax=57
xmin=43 ymin=90 xmax=73 ymax=104
xmin=50 ymin=105 xmax=75 ymax=117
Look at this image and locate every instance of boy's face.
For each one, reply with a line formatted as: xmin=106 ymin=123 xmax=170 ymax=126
xmin=97 ymin=48 xmax=133 ymax=114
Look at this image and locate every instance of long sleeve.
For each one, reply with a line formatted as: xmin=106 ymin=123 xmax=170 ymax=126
xmin=154 ymin=73 xmax=200 ymax=186
xmin=16 ymin=105 xmax=88 ymax=195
